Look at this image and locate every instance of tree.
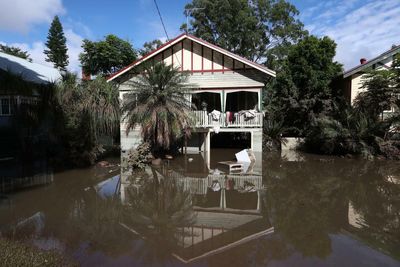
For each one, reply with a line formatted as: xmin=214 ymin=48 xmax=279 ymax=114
xmin=353 ymin=70 xmax=393 ymax=119
xmin=44 ymin=16 xmax=69 ymax=71
xmin=80 ymin=76 xmax=121 ymax=139
xmin=0 ymin=44 xmax=32 ymax=62
xmin=121 ymin=62 xmax=192 ymax=153
xmin=304 ymin=53 xmax=400 ymax=159
xmin=354 ymin=54 xmax=400 ymax=119
xmin=183 ymin=0 xmax=306 ymax=66
xmin=79 ymin=35 xmax=137 ymax=76
xmin=139 ymin=39 xmax=164 ymax=56
xmin=265 ymin=36 xmax=343 ymax=136
xmin=304 ymin=111 xmax=384 ymax=158
xmin=56 ymin=74 xmax=121 ymax=166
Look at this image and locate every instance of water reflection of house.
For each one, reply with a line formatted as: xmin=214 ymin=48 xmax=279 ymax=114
xmin=159 ymin=153 xmax=263 ymax=213
xmin=173 ymin=212 xmax=273 ymax=264
xmin=151 ymin=158 xmax=271 ymax=264
xmin=107 ymin=33 xmax=276 ymax=165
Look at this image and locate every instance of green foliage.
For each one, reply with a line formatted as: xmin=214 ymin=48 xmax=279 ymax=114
xmin=263 ymin=116 xmax=286 ymax=151
xmin=2 ymin=70 xmax=120 ymax=167
xmin=80 ymin=76 xmax=121 ymax=138
xmin=303 ymin=50 xmax=400 ymax=159
xmin=305 ymin=52 xmax=400 ymax=159
xmin=121 ymin=62 xmax=192 ymax=152
xmin=305 ymin=107 xmax=400 ymax=159
xmin=44 ymin=16 xmax=69 ymax=71
xmin=353 ymin=70 xmax=395 ymax=118
xmin=305 ymin=111 xmax=385 ymax=158
xmin=184 ymin=0 xmax=306 ymax=64
xmin=0 ymin=238 xmax=75 ymax=266
xmin=55 ymin=74 xmax=120 ymax=166
xmin=392 ymin=54 xmax=400 ymax=93
xmin=79 ymin=35 xmax=137 ymax=76
xmin=265 ymin=35 xmax=343 ymax=136
xmin=123 ymin=142 xmax=152 ymax=170
xmin=354 ymin=54 xmax=400 ymax=118
xmin=0 ymin=44 xmax=32 ymax=62
xmin=139 ymin=39 xmax=164 ymax=56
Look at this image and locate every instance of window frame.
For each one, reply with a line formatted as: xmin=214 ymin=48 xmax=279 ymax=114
xmin=0 ymin=96 xmax=12 ymax=116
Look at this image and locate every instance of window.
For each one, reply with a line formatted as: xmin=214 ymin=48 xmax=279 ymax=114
xmin=0 ymin=97 xmax=11 ymax=116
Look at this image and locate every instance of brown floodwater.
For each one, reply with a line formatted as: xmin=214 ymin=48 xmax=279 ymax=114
xmin=1 ymin=150 xmax=400 ymax=267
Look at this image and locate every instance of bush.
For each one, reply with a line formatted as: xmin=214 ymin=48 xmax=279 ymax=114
xmin=304 ymin=111 xmax=400 ymax=159
xmin=263 ymin=118 xmax=285 ymax=151
xmin=123 ymin=142 xmax=152 ymax=171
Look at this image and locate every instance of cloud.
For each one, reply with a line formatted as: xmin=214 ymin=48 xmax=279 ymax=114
xmin=7 ymin=41 xmax=49 ymax=66
xmin=0 ymin=0 xmax=65 ymax=33
xmin=303 ymin=0 xmax=400 ymax=69
xmin=2 ymin=28 xmax=84 ymax=74
xmin=64 ymin=29 xmax=84 ymax=74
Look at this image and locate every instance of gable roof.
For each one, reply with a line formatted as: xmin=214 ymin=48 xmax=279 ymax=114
xmin=0 ymin=51 xmax=62 ymax=84
xmin=107 ymin=33 xmax=276 ymax=82
xmin=343 ymin=44 xmax=400 ymax=78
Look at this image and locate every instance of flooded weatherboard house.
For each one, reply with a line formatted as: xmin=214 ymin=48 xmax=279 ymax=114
xmin=107 ymin=33 xmax=276 ymax=165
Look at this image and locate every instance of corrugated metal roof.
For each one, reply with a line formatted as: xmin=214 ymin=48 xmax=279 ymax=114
xmin=343 ymin=45 xmax=400 ymax=78
xmin=0 ymin=51 xmax=62 ymax=84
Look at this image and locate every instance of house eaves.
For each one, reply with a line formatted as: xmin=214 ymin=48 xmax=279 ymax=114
xmin=343 ymin=45 xmax=400 ymax=78
xmin=107 ymin=33 xmax=276 ymax=82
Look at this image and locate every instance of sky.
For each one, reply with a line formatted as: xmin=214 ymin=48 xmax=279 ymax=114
xmin=0 ymin=0 xmax=399 ymax=74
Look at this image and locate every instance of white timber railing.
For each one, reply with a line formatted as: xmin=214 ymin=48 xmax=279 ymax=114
xmin=191 ymin=110 xmax=263 ymax=128
xmin=158 ymin=167 xmax=263 ymax=195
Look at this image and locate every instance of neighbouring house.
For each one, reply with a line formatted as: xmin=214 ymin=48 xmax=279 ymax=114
xmin=340 ymin=44 xmax=400 ymax=110
xmin=0 ymin=51 xmax=61 ymax=126
xmin=0 ymin=51 xmax=61 ymax=160
xmin=107 ymin=33 xmax=276 ymax=166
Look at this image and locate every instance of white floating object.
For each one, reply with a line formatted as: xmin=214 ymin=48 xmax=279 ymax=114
xmin=235 ymin=149 xmax=251 ymax=163
xmin=188 ymin=158 xmax=193 ymax=162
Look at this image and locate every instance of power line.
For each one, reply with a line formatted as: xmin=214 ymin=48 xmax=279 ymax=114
xmin=153 ymin=0 xmax=170 ymax=41
xmin=153 ymin=0 xmax=181 ymax=68
xmin=154 ymin=0 xmax=183 ymax=70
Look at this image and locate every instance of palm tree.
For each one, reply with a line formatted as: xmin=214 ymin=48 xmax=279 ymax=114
xmin=80 ymin=76 xmax=120 ymax=140
xmin=121 ymin=62 xmax=192 ymax=154
xmin=305 ymin=110 xmax=384 ymax=158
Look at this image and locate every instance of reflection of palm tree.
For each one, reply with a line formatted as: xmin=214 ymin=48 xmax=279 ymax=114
xmin=121 ymin=62 xmax=192 ymax=154
xmin=124 ymin=171 xmax=195 ymax=264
